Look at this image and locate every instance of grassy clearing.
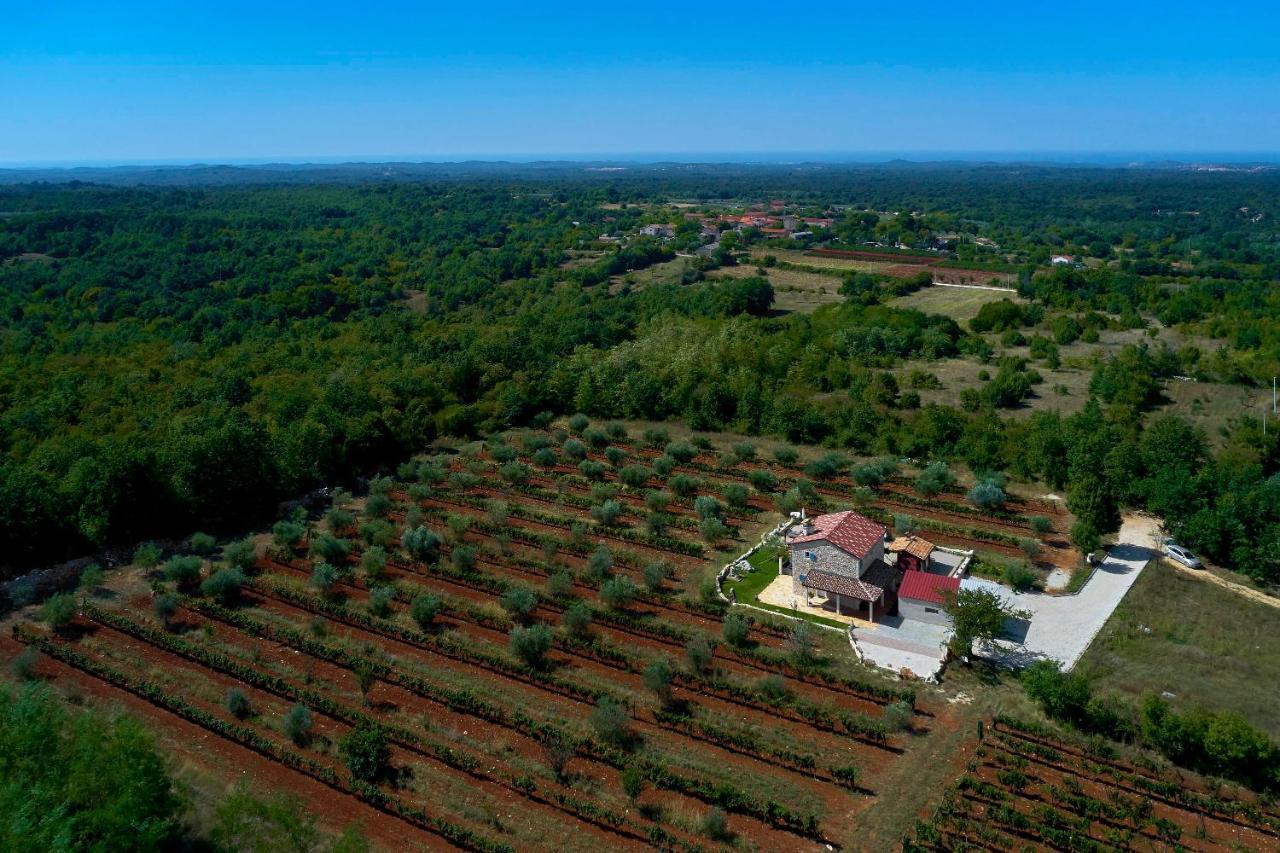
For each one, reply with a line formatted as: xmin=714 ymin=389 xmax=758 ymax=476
xmin=1076 ymin=559 xmax=1280 ymax=737
xmin=723 ymin=545 xmax=849 ymax=631
xmin=888 ymin=284 xmax=1022 ymax=323
xmin=712 ymin=264 xmax=844 ymax=314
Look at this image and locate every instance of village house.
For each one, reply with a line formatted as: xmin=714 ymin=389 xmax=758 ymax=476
xmin=783 ymin=510 xmax=898 ymax=621
xmin=640 ymin=223 xmax=675 ymax=239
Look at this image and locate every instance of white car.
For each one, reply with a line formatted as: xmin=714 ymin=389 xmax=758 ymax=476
xmin=1165 ymin=543 xmax=1202 ymax=569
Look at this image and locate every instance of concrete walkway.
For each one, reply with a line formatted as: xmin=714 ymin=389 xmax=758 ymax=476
xmin=980 ymin=515 xmax=1159 ymax=671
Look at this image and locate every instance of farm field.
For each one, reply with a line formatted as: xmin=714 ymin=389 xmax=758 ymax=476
xmin=3 ymin=424 xmax=1085 ymax=851
xmin=890 ymin=284 xmax=1023 ymax=324
xmin=908 ymin=716 xmax=1280 ymax=851
xmin=710 ymin=263 xmax=844 ymax=313
xmin=1076 ymin=560 xmax=1280 ymax=738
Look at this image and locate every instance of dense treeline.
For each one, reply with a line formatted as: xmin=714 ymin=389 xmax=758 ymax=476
xmin=0 ymin=171 xmax=1277 ymax=584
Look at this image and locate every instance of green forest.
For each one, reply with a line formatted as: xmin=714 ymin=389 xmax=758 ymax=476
xmin=1 ymin=165 xmax=1277 ymax=584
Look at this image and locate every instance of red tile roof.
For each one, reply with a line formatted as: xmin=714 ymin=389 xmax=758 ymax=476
xmin=800 ymin=560 xmax=897 ymax=602
xmin=898 ymin=570 xmax=960 ymax=605
xmin=788 ymin=511 xmax=886 ymax=559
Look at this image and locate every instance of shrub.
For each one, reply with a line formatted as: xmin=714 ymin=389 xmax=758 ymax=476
xmin=282 ymin=703 xmax=313 ymax=745
xmin=223 ymin=537 xmax=257 ymax=571
xmin=364 ymin=493 xmax=392 ymax=518
xmin=410 ymin=592 xmax=442 ymax=629
xmin=360 ymin=546 xmax=388 ymax=582
xmin=585 ymin=547 xmax=614 ymax=582
xmin=1019 ymin=538 xmax=1041 ymax=559
xmin=225 ymin=688 xmax=251 ymax=720
xmin=693 ymin=495 xmax=724 ymax=521
xmin=340 ymin=725 xmax=391 ymax=782
xmin=152 ymin=593 xmax=180 ymax=624
xmin=644 ymin=490 xmax=672 ymax=512
xmin=11 ymin=646 xmax=39 ymax=681
xmin=546 ymin=571 xmax=575 ymax=598
xmin=163 ymin=556 xmax=203 ymax=588
xmin=643 ymin=658 xmax=675 ymax=706
xmin=561 ymin=602 xmax=593 ymax=638
xmin=490 ymin=443 xmax=517 ymax=464
xmin=589 ymin=697 xmax=632 ymax=747
xmin=604 ymin=446 xmax=626 ymax=467
xmin=501 ymin=586 xmax=539 ymax=621
xmin=685 ymin=634 xmax=713 ymax=673
xmin=967 ymin=479 xmax=1006 ymax=509
xmin=787 ymin=621 xmax=817 ymax=663
xmin=367 ymin=475 xmax=393 ymax=495
xmin=41 ymin=593 xmax=78 ymax=633
xmin=747 ymin=469 xmax=778 ymax=492
xmin=621 ymin=764 xmax=646 ymax=802
xmin=667 ymin=473 xmax=699 ymax=497
xmin=619 ymin=465 xmax=650 ymax=488
xmin=201 ymin=568 xmax=244 ymax=604
xmin=664 ymin=441 xmax=696 ymax=463
xmin=721 ymin=483 xmax=749 ymax=509
xmin=358 ymin=520 xmax=394 ymax=549
xmin=568 ymin=413 xmax=590 ymax=433
xmin=699 ymin=517 xmax=728 ymax=543
xmin=533 ymin=447 xmax=558 ymax=468
xmin=892 ymin=514 xmax=915 ymax=536
xmin=642 ymin=561 xmax=668 ymax=592
xmin=271 ymin=520 xmax=306 ymax=553
xmin=731 ymin=442 xmax=757 ymax=462
xmin=851 ymin=462 xmax=885 ymax=486
xmin=189 ymin=532 xmax=217 ymax=556
xmin=641 ymin=427 xmax=670 ymax=448
xmin=435 ymin=535 xmax=472 ymax=569
xmin=700 ymin=807 xmax=732 ymax=842
xmin=1029 ymin=515 xmax=1053 ymax=535
xmin=367 ymin=585 xmax=395 ymax=618
xmin=757 ymin=673 xmax=789 ymax=700
xmin=915 ymin=461 xmax=955 ymax=497
xmin=133 ymin=541 xmax=163 ymax=568
xmin=1003 ymin=561 xmax=1038 ymax=592
xmin=590 ymin=499 xmax=622 ymax=526
xmin=807 ymin=454 xmax=844 ymax=480
xmin=644 ymin=513 xmax=667 ymax=537
xmin=722 ymin=611 xmax=750 ymax=647
xmin=312 ymin=534 xmax=350 ymax=565
xmin=1071 ymin=519 xmax=1101 ymax=553
xmin=599 ymin=577 xmax=636 ymax=610
xmin=500 ymin=462 xmax=532 ymax=484
xmin=402 ymin=525 xmax=441 ymax=562
xmin=883 ymin=700 xmax=913 ymax=732
xmin=562 ymin=438 xmax=586 ymax=460
xmin=651 ymin=455 xmax=676 ymax=477
xmin=78 ymin=563 xmax=105 ymax=593
xmin=773 ymin=445 xmax=799 ymax=465
xmin=309 ymin=562 xmax=341 ymax=595
xmin=606 ymin=422 xmax=628 ymax=440
xmin=583 ymin=428 xmax=610 ymax=449
xmin=509 ymin=624 xmax=554 ymax=668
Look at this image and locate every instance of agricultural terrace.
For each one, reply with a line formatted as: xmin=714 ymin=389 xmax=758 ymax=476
xmin=907 ymin=716 xmax=1280 ymax=851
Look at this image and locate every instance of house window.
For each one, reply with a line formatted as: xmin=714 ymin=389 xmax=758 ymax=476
xmin=925 ymin=607 xmax=939 ymax=614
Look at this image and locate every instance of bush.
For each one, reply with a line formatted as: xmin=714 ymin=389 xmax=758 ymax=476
xmin=721 ymin=483 xmax=749 ymax=509
xmin=133 ymin=541 xmax=164 ymax=568
xmin=583 ymin=427 xmax=610 ymax=449
xmin=325 ymin=508 xmax=353 ymax=533
xmin=642 ymin=561 xmax=668 ymax=592
xmin=585 ymin=547 xmax=614 ymax=582
xmin=509 ymin=624 xmax=554 ymax=668
xmin=163 ymin=555 xmax=203 ymax=588
xmin=599 ymin=577 xmax=636 ymax=611
xmin=590 ymin=499 xmax=622 ymax=526
xmin=360 ymin=546 xmax=387 ymax=582
xmin=500 ymin=462 xmax=532 ymax=484
xmin=225 ymin=688 xmax=251 ymax=719
xmin=367 ymin=585 xmax=395 ymax=618
xmin=271 ymin=520 xmax=306 ymax=553
xmin=747 ymin=469 xmax=778 ymax=493
xmin=1029 ymin=515 xmax=1053 ymax=536
xmin=546 ymin=571 xmax=575 ymax=598
xmin=11 ymin=646 xmax=39 ymax=681
xmin=1018 ymin=537 xmax=1041 ymax=559
xmin=78 ymin=563 xmax=105 ymax=593
xmin=606 ymin=422 xmax=628 ymax=440
xmin=340 ymin=725 xmax=391 ymax=782
xmin=757 ymin=673 xmax=789 ymax=700
xmin=589 ymin=697 xmax=632 ymax=747
xmin=1002 ymin=561 xmax=1038 ymax=592
xmin=773 ymin=446 xmax=799 ymax=465
xmin=358 ymin=520 xmax=394 ymax=548
xmin=621 ymin=763 xmax=646 ymax=801
xmin=892 ymin=513 xmax=915 ymax=536
xmin=1070 ymin=519 xmax=1101 ymax=553
xmin=568 ymin=413 xmax=590 ymax=433
xmin=451 ymin=545 xmax=477 ymax=573
xmin=561 ymin=602 xmax=593 ymax=639
xmin=410 ymin=592 xmax=442 ymax=629
xmin=667 ymin=474 xmax=698 ymax=497
xmin=282 ymin=703 xmax=313 ymax=745
xmin=152 ymin=593 xmax=179 ymax=624
xmin=915 ymin=461 xmax=955 ymax=497
xmin=501 ymin=586 xmax=539 ymax=621
xmin=685 ymin=634 xmax=713 ymax=673
xmin=851 ymin=462 xmax=885 ymax=486
xmin=562 ymin=438 xmax=586 ymax=460
xmin=402 ymin=525 xmax=441 ymax=562
xmin=644 ymin=490 xmax=672 ymax=512
xmin=643 ymin=658 xmax=675 ymax=706
xmin=807 ymin=454 xmax=845 ymax=480
xmin=533 ymin=447 xmax=557 ymax=468
xmin=604 ymin=446 xmax=626 ymax=467
xmin=693 ymin=495 xmax=724 ymax=521
xmin=699 ymin=517 xmax=728 ymax=543
xmin=223 ymin=537 xmax=256 ymax=571
xmin=364 ymin=493 xmax=392 ymax=518
xmin=201 ymin=568 xmax=244 ymax=604
xmin=313 ymin=534 xmax=350 ymax=565
xmin=41 ymin=594 xmax=77 ymax=632
xmin=664 ymin=441 xmax=696 ymax=463
xmin=644 ymin=512 xmax=667 ymax=537
xmin=618 ymin=465 xmax=650 ymax=488
xmin=490 ymin=443 xmax=517 ymax=464
xmin=189 ymin=532 xmax=217 ymax=556
xmin=700 ymin=807 xmax=732 ymax=842
xmin=309 ymin=562 xmax=340 ymax=596
xmin=651 ymin=455 xmax=676 ymax=477
xmin=722 ymin=611 xmax=750 ymax=647
xmin=966 ymin=479 xmax=1006 ymax=509
xmin=731 ymin=442 xmax=757 ymax=462
xmin=787 ymin=621 xmax=817 ymax=663
xmin=641 ymin=427 xmax=670 ymax=448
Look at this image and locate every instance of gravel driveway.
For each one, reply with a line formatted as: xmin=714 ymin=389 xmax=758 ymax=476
xmin=980 ymin=515 xmax=1160 ymax=671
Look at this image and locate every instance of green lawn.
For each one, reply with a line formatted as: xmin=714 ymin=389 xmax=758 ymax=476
xmin=723 ymin=544 xmax=849 ymax=630
xmin=1076 ymin=560 xmax=1280 ymax=738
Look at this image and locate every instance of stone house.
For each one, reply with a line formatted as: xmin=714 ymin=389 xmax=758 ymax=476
xmin=783 ymin=510 xmax=898 ymax=620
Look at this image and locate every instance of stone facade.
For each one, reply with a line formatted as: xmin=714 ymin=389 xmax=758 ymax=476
xmin=789 ymin=539 xmax=885 ymax=595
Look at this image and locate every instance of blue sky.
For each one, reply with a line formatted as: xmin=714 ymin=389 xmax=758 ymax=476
xmin=3 ymin=2 xmax=1279 ymax=164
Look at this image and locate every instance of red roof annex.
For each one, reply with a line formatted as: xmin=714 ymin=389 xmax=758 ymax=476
xmin=898 ymin=571 xmax=960 ymax=605
xmin=788 ymin=510 xmax=885 ymax=559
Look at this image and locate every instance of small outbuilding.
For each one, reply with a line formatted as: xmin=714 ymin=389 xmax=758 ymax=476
xmin=889 ymin=535 xmax=936 ymax=573
xmin=897 ymin=570 xmax=960 ymax=627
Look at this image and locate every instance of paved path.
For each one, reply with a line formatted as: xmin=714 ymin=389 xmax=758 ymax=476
xmin=982 ymin=515 xmax=1159 ymax=671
